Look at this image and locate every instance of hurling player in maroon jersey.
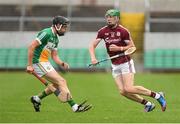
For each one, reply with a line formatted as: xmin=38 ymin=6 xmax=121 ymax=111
xmin=89 ymin=9 xmax=166 ymax=112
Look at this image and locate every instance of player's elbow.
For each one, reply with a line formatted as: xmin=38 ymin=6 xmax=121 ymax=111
xmin=133 ymin=46 xmax=136 ymax=52
xmin=133 ymin=46 xmax=136 ymax=50
xmin=28 ymin=41 xmax=38 ymax=51
xmin=130 ymin=43 xmax=136 ymax=49
xmin=28 ymin=44 xmax=35 ymax=52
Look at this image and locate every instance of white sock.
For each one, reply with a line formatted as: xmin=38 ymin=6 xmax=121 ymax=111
xmin=155 ymin=93 xmax=160 ymax=99
xmin=34 ymin=96 xmax=41 ymax=103
xmin=145 ymin=101 xmax=152 ymax=106
xmin=72 ymin=104 xmax=78 ymax=112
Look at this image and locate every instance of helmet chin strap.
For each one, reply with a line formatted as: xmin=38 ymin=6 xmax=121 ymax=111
xmin=54 ymin=24 xmax=65 ymax=36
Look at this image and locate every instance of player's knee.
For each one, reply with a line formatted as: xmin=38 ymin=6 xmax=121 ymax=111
xmin=124 ymin=86 xmax=133 ymax=93
xmin=56 ymin=78 xmax=67 ymax=86
xmin=119 ymin=89 xmax=128 ymax=96
xmin=55 ymin=79 xmax=71 ymax=102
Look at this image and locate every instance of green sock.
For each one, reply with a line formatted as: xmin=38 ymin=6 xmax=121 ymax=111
xmin=38 ymin=91 xmax=48 ymax=100
xmin=67 ymin=99 xmax=76 ymax=107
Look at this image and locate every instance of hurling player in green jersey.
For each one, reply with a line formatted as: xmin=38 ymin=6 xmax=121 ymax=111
xmin=27 ymin=16 xmax=91 ymax=112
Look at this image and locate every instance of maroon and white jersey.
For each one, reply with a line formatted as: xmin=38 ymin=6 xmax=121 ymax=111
xmin=96 ymin=25 xmax=131 ymax=65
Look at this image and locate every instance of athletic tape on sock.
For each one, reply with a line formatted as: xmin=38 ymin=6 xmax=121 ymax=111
xmin=54 ymin=89 xmax=60 ymax=96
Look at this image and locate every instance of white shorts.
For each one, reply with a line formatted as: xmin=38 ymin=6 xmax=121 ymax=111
xmin=111 ymin=59 xmax=136 ymax=78
xmin=33 ymin=62 xmax=55 ymax=77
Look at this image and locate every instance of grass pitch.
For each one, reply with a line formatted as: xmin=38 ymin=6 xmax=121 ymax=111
xmin=0 ymin=72 xmax=180 ymax=123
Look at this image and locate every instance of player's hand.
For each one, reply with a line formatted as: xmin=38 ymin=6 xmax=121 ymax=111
xmin=91 ymin=58 xmax=98 ymax=65
xmin=61 ymin=62 xmax=69 ymax=69
xmin=26 ymin=65 xmax=34 ymax=73
xmin=109 ymin=44 xmax=123 ymax=52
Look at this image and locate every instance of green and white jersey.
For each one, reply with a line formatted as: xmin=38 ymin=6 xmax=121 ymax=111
xmin=33 ymin=27 xmax=59 ymax=63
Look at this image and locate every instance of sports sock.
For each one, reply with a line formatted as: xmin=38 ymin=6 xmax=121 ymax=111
xmin=150 ymin=91 xmax=156 ymax=98
xmin=150 ymin=91 xmax=160 ymax=99
xmin=38 ymin=91 xmax=48 ymax=100
xmin=141 ymin=99 xmax=148 ymax=105
xmin=67 ymin=99 xmax=78 ymax=112
xmin=154 ymin=93 xmax=161 ymax=99
xmin=67 ymin=99 xmax=76 ymax=107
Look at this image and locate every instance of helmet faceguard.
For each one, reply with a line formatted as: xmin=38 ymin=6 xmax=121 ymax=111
xmin=52 ymin=16 xmax=70 ymax=36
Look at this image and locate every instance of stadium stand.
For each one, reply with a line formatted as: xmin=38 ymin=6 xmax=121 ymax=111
xmin=0 ymin=48 xmax=109 ymax=70
xmin=144 ymin=49 xmax=180 ymax=69
xmin=143 ymin=0 xmax=180 ymax=71
xmin=150 ymin=11 xmax=180 ymax=32
xmin=0 ymin=5 xmax=109 ymax=31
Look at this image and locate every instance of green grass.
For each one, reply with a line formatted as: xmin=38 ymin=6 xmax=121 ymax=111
xmin=0 ymin=72 xmax=180 ymax=123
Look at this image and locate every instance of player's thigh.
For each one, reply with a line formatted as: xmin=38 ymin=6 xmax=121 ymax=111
xmin=44 ymin=69 xmax=66 ymax=87
xmin=114 ymin=75 xmax=124 ymax=91
xmin=121 ymin=73 xmax=134 ymax=88
xmin=115 ymin=59 xmax=135 ymax=88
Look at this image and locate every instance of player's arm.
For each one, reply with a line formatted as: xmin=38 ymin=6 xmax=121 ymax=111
xmin=121 ymin=38 xmax=136 ymax=51
xmin=109 ymin=29 xmax=136 ymax=52
xmin=89 ymin=38 xmax=102 ymax=64
xmin=27 ymin=40 xmax=40 ymax=73
xmin=109 ymin=38 xmax=135 ymax=52
xmin=51 ymin=50 xmax=69 ymax=69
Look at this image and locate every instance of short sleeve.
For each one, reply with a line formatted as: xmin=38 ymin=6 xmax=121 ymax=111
xmin=96 ymin=29 xmax=103 ymax=39
xmin=123 ymin=29 xmax=131 ymax=44
xmin=53 ymin=42 xmax=58 ymax=51
xmin=36 ymin=31 xmax=50 ymax=44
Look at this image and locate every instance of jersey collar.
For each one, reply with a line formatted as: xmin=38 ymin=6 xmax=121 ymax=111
xmin=51 ymin=27 xmax=57 ymax=36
